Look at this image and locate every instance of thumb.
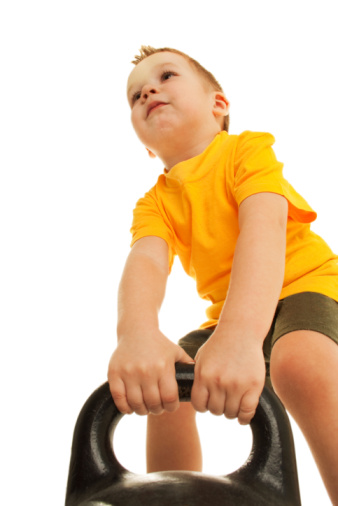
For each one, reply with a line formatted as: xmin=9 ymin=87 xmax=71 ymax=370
xmin=176 ymin=346 xmax=195 ymax=364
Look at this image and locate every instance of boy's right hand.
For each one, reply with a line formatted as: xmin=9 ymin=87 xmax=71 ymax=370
xmin=108 ymin=330 xmax=193 ymax=416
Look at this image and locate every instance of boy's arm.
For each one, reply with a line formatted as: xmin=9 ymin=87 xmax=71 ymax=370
xmin=108 ymin=236 xmax=192 ymax=415
xmin=191 ymin=192 xmax=288 ymax=424
xmin=117 ymin=236 xmax=169 ymax=337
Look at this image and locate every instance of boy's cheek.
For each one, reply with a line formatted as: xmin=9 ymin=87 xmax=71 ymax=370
xmin=130 ymin=115 xmax=142 ymax=137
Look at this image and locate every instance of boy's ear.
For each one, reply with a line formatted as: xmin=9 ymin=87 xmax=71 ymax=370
xmin=146 ymin=148 xmax=157 ymax=159
xmin=212 ymin=92 xmax=230 ymax=118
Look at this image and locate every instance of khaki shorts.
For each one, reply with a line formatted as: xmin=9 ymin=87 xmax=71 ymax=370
xmin=178 ymin=292 xmax=338 ymax=383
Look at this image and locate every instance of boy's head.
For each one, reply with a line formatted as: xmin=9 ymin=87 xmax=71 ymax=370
xmin=127 ymin=46 xmax=230 ymax=166
xmin=131 ymin=46 xmax=230 ymax=133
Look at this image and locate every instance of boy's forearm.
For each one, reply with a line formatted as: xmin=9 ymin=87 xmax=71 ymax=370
xmin=117 ymin=249 xmax=168 ymax=340
xmin=217 ymin=214 xmax=286 ymax=343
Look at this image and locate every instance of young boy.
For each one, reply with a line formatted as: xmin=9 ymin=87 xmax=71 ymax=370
xmin=108 ymin=46 xmax=338 ymax=503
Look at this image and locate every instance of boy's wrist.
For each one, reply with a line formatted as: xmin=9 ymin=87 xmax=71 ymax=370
xmin=117 ymin=320 xmax=161 ymax=342
xmin=214 ymin=315 xmax=270 ymax=345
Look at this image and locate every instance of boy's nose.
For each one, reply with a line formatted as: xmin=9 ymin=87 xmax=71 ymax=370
xmin=142 ymin=85 xmax=158 ymax=101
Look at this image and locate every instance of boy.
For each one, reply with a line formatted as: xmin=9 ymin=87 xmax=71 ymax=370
xmin=108 ymin=46 xmax=338 ymax=503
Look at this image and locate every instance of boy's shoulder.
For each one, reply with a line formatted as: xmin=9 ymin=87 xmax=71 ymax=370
xmin=228 ymin=130 xmax=277 ymax=159
xmin=214 ymin=131 xmax=277 ymax=161
xmin=232 ymin=130 xmax=276 ymax=143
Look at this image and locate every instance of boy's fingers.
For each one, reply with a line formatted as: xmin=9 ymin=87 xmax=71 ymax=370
xmin=206 ymin=388 xmax=226 ymax=416
xmin=224 ymin=392 xmax=241 ymax=419
xmin=238 ymin=390 xmax=260 ymax=425
xmin=141 ymin=381 xmax=164 ymax=415
xmin=127 ymin=385 xmax=149 ymax=416
xmin=109 ymin=378 xmax=133 ymax=414
xmin=190 ymin=381 xmax=209 ymax=412
xmin=158 ymin=370 xmax=180 ymax=412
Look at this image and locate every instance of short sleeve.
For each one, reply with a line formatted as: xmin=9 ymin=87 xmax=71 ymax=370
xmin=130 ymin=187 xmax=176 ymax=271
xmin=233 ymin=131 xmax=317 ymax=223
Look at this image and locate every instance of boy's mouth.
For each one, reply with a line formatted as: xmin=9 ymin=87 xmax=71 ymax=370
xmin=147 ymin=101 xmax=168 ymax=117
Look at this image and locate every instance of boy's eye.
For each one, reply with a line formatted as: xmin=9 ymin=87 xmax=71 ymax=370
xmin=131 ymin=91 xmax=141 ymax=104
xmin=161 ymin=70 xmax=177 ymax=81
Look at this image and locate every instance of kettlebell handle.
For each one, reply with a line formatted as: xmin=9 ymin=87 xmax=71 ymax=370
xmin=65 ymin=363 xmax=301 ymax=505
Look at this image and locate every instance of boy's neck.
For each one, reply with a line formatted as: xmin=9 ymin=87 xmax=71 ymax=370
xmin=159 ymin=130 xmax=222 ymax=171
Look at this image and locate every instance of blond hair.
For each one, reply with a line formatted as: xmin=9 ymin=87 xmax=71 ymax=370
xmin=132 ymin=45 xmax=229 ymax=132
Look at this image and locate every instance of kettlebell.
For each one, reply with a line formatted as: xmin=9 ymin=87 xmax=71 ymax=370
xmin=65 ymin=363 xmax=301 ymax=505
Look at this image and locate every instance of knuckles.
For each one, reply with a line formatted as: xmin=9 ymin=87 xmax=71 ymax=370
xmin=196 ymin=368 xmax=262 ymax=393
xmin=114 ymin=360 xmax=169 ymax=381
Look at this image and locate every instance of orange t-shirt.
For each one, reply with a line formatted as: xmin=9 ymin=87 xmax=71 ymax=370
xmin=131 ymin=131 xmax=338 ymax=328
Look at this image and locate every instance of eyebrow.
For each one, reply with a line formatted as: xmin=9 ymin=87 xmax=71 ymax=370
xmin=127 ymin=61 xmax=180 ymax=96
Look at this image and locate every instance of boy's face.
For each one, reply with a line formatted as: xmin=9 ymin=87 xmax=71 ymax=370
xmin=127 ymin=52 xmax=229 ymax=161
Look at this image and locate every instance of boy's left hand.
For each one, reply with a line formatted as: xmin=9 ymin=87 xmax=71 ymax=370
xmin=190 ymin=329 xmax=266 ymax=425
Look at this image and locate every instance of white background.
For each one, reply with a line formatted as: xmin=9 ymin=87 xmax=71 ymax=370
xmin=1 ymin=1 xmax=337 ymax=504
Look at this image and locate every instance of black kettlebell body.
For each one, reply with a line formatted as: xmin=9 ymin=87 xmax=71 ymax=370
xmin=65 ymin=364 xmax=301 ymax=505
